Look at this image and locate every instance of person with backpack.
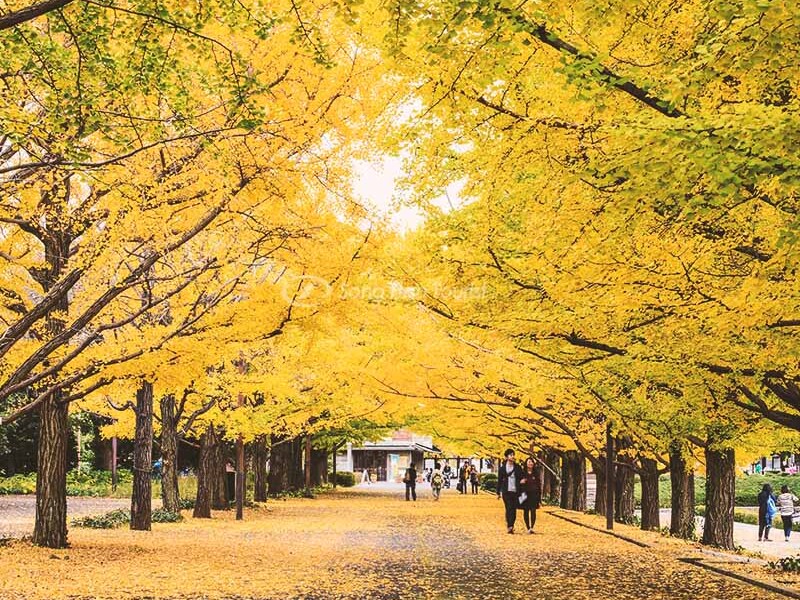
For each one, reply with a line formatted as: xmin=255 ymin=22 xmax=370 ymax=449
xmin=758 ymin=483 xmax=777 ymax=541
xmin=403 ymin=463 xmax=417 ymax=501
xmin=777 ymin=484 xmax=799 ymax=541
xmin=430 ymin=462 xmax=444 ymax=501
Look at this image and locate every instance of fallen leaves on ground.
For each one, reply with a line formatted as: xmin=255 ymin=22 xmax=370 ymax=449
xmin=0 ymin=488 xmax=793 ymax=599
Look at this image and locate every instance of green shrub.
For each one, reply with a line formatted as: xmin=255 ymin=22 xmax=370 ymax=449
xmin=479 ymin=472 xmax=498 ymax=492
xmin=330 ymin=471 xmax=356 ymax=487
xmin=0 ymin=469 xmax=198 ymax=500
xmin=72 ymin=507 xmax=183 ymax=528
xmin=0 ymin=473 xmax=36 ymax=495
xmin=72 ymin=509 xmax=131 ymax=529
xmin=152 ymin=508 xmax=183 ymax=523
xmin=769 ymin=556 xmax=800 ymax=572
xmin=179 ymin=497 xmax=195 ymax=510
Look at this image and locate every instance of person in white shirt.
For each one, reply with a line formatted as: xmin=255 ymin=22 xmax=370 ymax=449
xmin=496 ymin=449 xmax=524 ymax=533
xmin=777 ymin=484 xmax=799 ymax=541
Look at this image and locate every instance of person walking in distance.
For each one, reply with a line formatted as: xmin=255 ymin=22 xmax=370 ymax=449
xmin=758 ymin=483 xmax=777 ymax=542
xmin=777 ymin=484 xmax=799 ymax=541
xmin=497 ymin=449 xmax=524 ymax=533
xmin=520 ymin=457 xmax=542 ymax=534
xmin=469 ymin=464 xmax=479 ymax=495
xmin=404 ymin=463 xmax=418 ymax=502
xmin=430 ymin=462 xmax=444 ymax=501
xmin=458 ymin=461 xmax=469 ymax=494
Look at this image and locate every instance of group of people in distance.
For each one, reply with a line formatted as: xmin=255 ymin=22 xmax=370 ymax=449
xmin=758 ymin=483 xmax=800 ymax=542
xmin=404 ymin=449 xmax=544 ymax=535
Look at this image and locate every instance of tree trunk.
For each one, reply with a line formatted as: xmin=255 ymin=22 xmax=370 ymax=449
xmin=640 ymin=457 xmax=660 ymax=530
xmin=311 ymin=449 xmax=328 ymax=486
xmin=268 ymin=435 xmax=303 ymax=495
xmin=159 ymin=394 xmax=180 ymax=513
xmin=211 ymin=429 xmax=228 ymax=509
xmin=304 ymin=435 xmax=312 ymax=489
xmin=193 ymin=424 xmax=217 ymax=518
xmin=541 ymin=452 xmax=552 ymax=500
xmin=131 ymin=381 xmax=153 ymax=531
xmin=594 ymin=459 xmax=607 ymax=517
xmin=546 ymin=451 xmax=560 ymax=504
xmin=32 ymin=234 xmax=71 ymax=548
xmin=669 ymin=443 xmax=695 ymax=539
xmin=702 ymin=446 xmax=735 ymax=549
xmin=614 ymin=459 xmax=635 ymax=524
xmin=560 ymin=450 xmax=586 ymax=511
xmin=252 ymin=435 xmax=268 ymax=502
xmin=33 ymin=392 xmax=69 ymax=548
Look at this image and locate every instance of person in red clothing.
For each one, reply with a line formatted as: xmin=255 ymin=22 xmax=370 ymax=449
xmin=519 ymin=457 xmax=542 ymax=534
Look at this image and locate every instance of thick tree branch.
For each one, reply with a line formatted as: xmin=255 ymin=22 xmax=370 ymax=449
xmin=0 ymin=0 xmax=75 ymax=30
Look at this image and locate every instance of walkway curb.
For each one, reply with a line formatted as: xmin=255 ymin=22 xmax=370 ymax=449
xmin=548 ymin=510 xmax=651 ymax=548
xmin=549 ymin=509 xmax=799 ymax=599
xmin=678 ymin=557 xmax=800 ymax=599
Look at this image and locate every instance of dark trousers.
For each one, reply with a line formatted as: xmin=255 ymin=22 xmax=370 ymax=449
xmin=471 ymin=481 xmax=478 ymax=494
xmin=759 ymin=510 xmax=771 ymax=539
xmin=523 ymin=507 xmax=537 ymax=530
xmin=783 ymin=515 xmax=793 ymax=538
xmin=405 ymin=483 xmax=416 ymax=501
xmin=502 ymin=492 xmax=518 ymax=529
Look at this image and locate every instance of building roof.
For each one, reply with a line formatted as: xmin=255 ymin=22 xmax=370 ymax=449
xmin=354 ymin=440 xmax=440 ymax=453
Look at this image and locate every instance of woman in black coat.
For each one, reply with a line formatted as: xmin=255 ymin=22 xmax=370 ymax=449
xmin=520 ymin=457 xmax=542 ymax=534
xmin=496 ymin=449 xmax=525 ymax=533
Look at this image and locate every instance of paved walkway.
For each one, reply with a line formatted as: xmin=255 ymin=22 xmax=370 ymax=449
xmin=0 ymin=495 xmax=158 ymax=538
xmin=651 ymin=507 xmax=800 ymax=558
xmin=0 ymin=486 xmax=793 ymax=599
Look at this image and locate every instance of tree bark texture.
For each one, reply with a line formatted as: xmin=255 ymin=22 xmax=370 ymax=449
xmin=639 ymin=457 xmax=660 ymax=531
xmin=193 ymin=424 xmax=217 ymax=518
xmin=33 ymin=392 xmax=69 ymax=548
xmin=614 ymin=458 xmax=635 ymax=524
xmin=594 ymin=459 xmax=607 ymax=517
xmin=311 ymin=449 xmax=328 ymax=487
xmin=211 ymin=429 xmax=228 ymax=509
xmin=159 ymin=394 xmax=181 ymax=513
xmin=268 ymin=435 xmax=304 ymax=495
xmin=546 ymin=451 xmax=560 ymax=504
xmin=702 ymin=447 xmax=735 ymax=549
xmin=252 ymin=435 xmax=268 ymax=502
xmin=560 ymin=450 xmax=586 ymax=511
xmin=669 ymin=444 xmax=695 ymax=539
xmin=131 ymin=381 xmax=153 ymax=531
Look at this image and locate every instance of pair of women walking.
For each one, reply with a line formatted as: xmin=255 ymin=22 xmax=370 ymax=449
xmin=496 ymin=449 xmax=542 ymax=534
xmin=758 ymin=483 xmax=799 ymax=542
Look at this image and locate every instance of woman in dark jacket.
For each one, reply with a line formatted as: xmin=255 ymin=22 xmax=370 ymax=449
xmin=758 ymin=483 xmax=776 ymax=541
xmin=520 ymin=457 xmax=542 ymax=534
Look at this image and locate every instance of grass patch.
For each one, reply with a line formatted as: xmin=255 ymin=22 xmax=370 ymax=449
xmin=633 ymin=473 xmax=800 ymax=508
xmin=72 ymin=507 xmax=183 ymax=528
xmin=0 ymin=469 xmax=198 ymax=500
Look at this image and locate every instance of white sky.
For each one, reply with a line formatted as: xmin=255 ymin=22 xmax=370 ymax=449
xmin=352 ymin=156 xmax=464 ymax=233
xmin=351 ymin=156 xmax=425 ymax=232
